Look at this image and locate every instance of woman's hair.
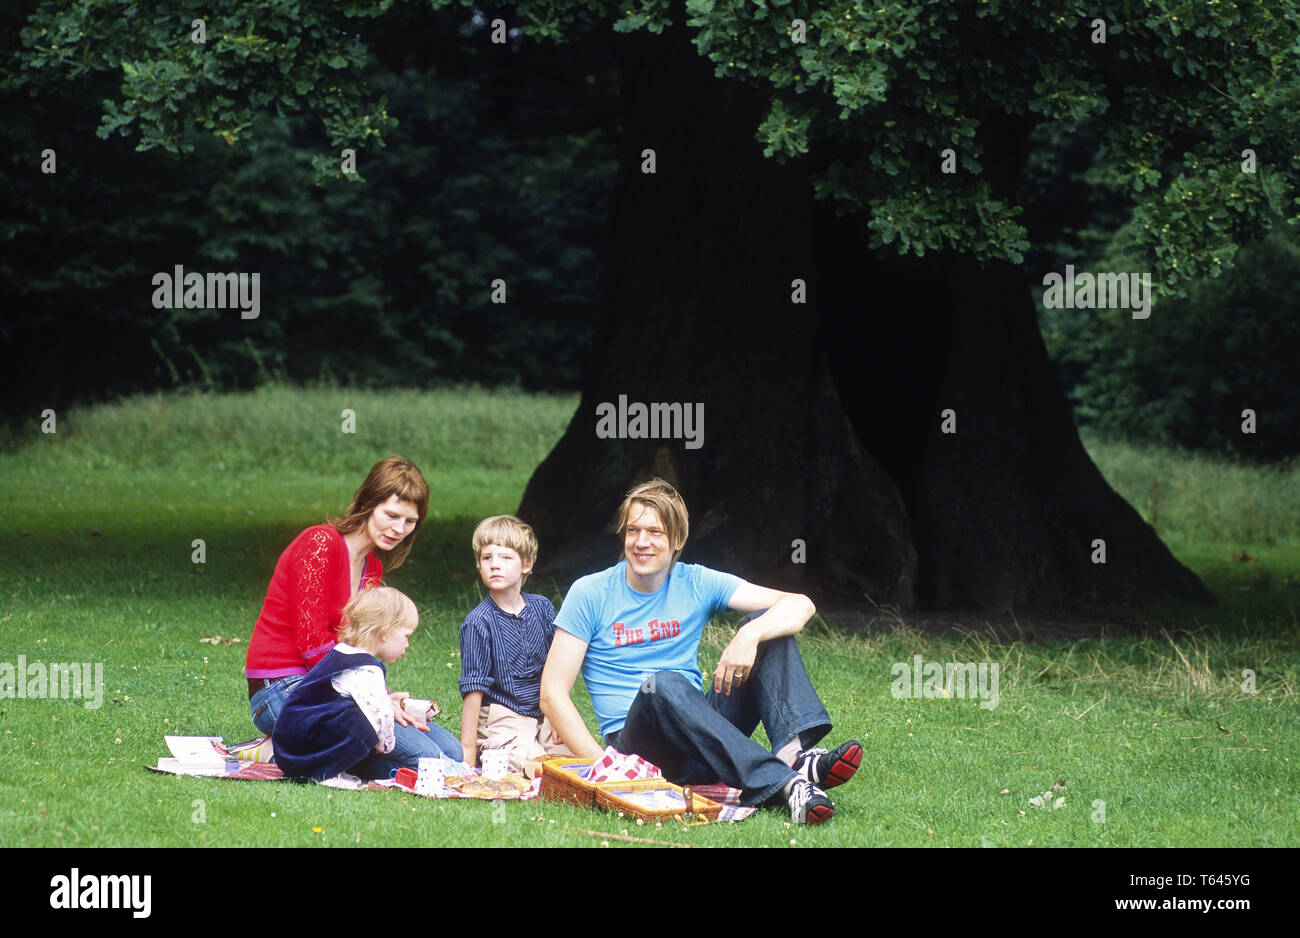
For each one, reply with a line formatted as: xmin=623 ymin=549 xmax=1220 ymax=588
xmin=471 ymin=515 xmax=539 ymax=569
xmin=339 ymin=586 xmax=417 ymax=649
xmin=617 ymin=478 xmax=689 ymax=552
xmin=327 ymin=456 xmax=429 ymax=570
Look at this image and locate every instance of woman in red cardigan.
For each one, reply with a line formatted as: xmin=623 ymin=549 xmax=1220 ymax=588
xmin=244 ymin=456 xmax=462 ymax=762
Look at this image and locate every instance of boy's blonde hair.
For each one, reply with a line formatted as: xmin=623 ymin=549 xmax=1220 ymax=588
xmin=339 ymin=586 xmax=417 ymax=648
xmin=471 ymin=515 xmax=539 ymax=569
xmin=617 ymin=478 xmax=689 ymax=552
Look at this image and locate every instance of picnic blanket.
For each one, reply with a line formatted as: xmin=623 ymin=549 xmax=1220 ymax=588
xmin=148 ymin=735 xmax=540 ymax=799
xmin=150 ymin=737 xmax=755 ymax=819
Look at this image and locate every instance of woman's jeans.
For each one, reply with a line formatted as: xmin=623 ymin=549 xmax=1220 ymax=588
xmin=250 ymin=676 xmax=463 ymax=778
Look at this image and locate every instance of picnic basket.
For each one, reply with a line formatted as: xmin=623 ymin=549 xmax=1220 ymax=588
xmin=594 ymin=778 xmax=723 ymax=822
xmin=538 ymin=757 xmax=604 ymax=808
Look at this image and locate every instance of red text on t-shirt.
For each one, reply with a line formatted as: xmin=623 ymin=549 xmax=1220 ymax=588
xmin=611 ymin=618 xmax=680 ymax=647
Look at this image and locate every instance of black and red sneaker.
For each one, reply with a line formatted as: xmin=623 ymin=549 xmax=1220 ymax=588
xmin=793 ymin=740 xmax=862 ymax=790
xmin=787 ymin=779 xmax=835 ymax=825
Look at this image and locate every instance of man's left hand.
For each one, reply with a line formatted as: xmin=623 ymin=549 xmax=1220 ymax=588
xmin=713 ymin=627 xmax=759 ymax=695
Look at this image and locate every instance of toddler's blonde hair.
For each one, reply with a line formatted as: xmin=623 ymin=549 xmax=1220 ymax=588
xmin=339 ymin=586 xmax=417 ymax=649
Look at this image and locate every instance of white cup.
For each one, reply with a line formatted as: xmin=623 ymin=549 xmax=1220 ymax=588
xmin=480 ymin=749 xmax=510 ymax=780
xmin=403 ymin=697 xmax=435 ymax=720
xmin=415 ymin=757 xmax=446 ymax=795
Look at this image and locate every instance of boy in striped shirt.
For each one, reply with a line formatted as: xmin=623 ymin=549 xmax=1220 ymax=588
xmin=457 ymin=515 xmax=574 ymax=772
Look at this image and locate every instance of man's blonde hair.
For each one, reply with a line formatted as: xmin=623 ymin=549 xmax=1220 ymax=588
xmin=471 ymin=514 xmax=539 ymax=569
xmin=339 ymin=586 xmax=417 ymax=649
xmin=617 ymin=478 xmax=689 ymax=552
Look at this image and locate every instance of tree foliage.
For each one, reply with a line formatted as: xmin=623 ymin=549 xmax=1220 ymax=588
xmin=440 ymin=0 xmax=1299 ymax=288
xmin=17 ymin=1 xmax=1297 ymax=289
xmin=8 ymin=0 xmax=1299 ymax=457
xmin=1043 ymin=230 xmax=1300 ymax=459
xmin=3 ymin=0 xmax=618 ymax=413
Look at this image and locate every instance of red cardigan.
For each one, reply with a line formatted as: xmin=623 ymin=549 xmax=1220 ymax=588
xmin=244 ymin=525 xmax=383 ymax=678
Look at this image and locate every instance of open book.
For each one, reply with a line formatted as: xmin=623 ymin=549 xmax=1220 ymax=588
xmin=154 ymin=735 xmax=239 ymax=775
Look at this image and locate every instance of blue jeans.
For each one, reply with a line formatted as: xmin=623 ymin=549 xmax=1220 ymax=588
xmin=250 ymin=676 xmax=463 ymax=777
xmin=250 ymin=676 xmax=304 ymax=735
xmin=607 ymin=633 xmax=832 ymax=806
xmin=349 ymin=721 xmax=463 ymax=779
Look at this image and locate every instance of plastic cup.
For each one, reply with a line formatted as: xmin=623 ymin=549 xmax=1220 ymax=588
xmin=403 ymin=697 xmax=437 ymax=720
xmin=415 ymin=757 xmax=446 ymax=795
xmin=481 ymin=749 xmax=510 ymax=780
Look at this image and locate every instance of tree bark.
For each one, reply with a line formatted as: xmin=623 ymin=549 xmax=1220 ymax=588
xmin=519 ymin=14 xmax=1214 ymax=613
xmin=518 ymin=22 xmax=917 ymax=605
xmin=824 ymin=249 xmax=1214 ymax=610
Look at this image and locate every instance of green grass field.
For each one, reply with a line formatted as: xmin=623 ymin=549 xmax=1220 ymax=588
xmin=1 ymin=387 xmax=1296 ymax=847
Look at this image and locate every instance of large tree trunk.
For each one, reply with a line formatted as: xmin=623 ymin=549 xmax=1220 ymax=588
xmin=822 ymin=247 xmax=1214 ymax=610
xmin=518 ymin=20 xmax=916 ymax=605
xmin=519 ymin=13 xmax=1214 ymax=613
xmin=912 ymin=254 xmax=1213 ymax=609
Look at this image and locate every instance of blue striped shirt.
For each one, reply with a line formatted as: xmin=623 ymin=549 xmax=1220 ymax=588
xmin=457 ymin=593 xmax=557 ymax=719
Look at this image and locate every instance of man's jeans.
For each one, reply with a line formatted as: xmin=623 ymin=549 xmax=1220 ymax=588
xmin=250 ymin=675 xmax=463 ymax=778
xmin=608 ymin=633 xmax=831 ymax=806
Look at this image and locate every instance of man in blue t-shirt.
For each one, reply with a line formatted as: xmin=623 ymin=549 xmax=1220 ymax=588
xmin=541 ymin=479 xmax=861 ymax=825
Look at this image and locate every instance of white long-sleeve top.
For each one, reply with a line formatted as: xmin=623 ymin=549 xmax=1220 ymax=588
xmin=329 ymin=642 xmax=394 ymax=754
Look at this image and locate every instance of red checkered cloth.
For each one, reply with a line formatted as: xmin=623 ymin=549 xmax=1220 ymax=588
xmin=585 ymin=747 xmax=662 ymax=783
xmin=691 ymin=783 xmax=745 ymax=805
xmin=588 ymin=747 xmax=753 ymax=817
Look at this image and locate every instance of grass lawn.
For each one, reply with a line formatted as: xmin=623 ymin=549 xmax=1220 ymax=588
xmin=1 ymin=387 xmax=1296 ymax=847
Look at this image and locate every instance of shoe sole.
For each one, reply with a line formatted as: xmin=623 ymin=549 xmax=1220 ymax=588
xmin=822 ymin=743 xmax=862 ymax=789
xmin=805 ymin=802 xmax=834 ymax=825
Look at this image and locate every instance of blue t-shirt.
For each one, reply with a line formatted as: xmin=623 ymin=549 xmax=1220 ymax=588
xmin=554 ymin=561 xmax=743 ymax=737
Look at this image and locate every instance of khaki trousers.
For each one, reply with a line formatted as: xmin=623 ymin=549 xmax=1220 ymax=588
xmin=477 ymin=703 xmax=574 ymax=774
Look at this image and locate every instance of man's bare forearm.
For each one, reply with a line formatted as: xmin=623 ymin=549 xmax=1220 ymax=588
xmin=541 ymin=687 xmax=603 ymax=758
xmin=740 ymin=593 xmax=815 ymax=643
